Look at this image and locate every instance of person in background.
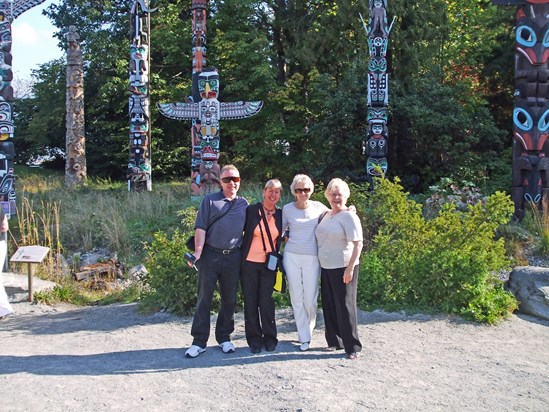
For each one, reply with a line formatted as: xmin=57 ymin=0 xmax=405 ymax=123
xmin=0 ymin=208 xmax=12 ymax=319
xmin=240 ymin=179 xmax=283 ymax=354
xmin=185 ymin=165 xmax=249 ymax=358
xmin=315 ymin=178 xmax=363 ymax=360
xmin=282 ymin=174 xmax=328 ymax=351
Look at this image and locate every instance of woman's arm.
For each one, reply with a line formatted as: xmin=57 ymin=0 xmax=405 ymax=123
xmin=343 ymin=240 xmax=363 ymax=284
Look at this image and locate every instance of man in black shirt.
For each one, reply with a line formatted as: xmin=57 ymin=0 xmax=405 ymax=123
xmin=185 ymin=165 xmax=249 ymax=358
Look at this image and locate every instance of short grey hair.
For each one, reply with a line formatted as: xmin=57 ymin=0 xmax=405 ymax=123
xmin=325 ymin=178 xmax=350 ymax=199
xmin=290 ymin=174 xmax=314 ymax=196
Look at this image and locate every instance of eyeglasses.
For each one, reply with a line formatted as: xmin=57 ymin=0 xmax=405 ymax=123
xmin=295 ymin=188 xmax=311 ymax=194
xmin=221 ymin=176 xmax=241 ymax=183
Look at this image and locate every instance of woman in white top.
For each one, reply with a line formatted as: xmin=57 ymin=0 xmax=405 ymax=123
xmin=0 ymin=209 xmax=12 ymax=319
xmin=315 ymin=178 xmax=363 ymax=360
xmin=282 ymin=174 xmax=328 ymax=351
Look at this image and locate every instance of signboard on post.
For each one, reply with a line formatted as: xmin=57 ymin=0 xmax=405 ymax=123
xmin=10 ymin=245 xmax=50 ymax=302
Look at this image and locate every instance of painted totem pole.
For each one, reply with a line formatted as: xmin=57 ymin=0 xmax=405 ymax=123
xmin=65 ymin=25 xmax=86 ymax=186
xmin=360 ymin=0 xmax=394 ymax=183
xmin=0 ymin=0 xmax=46 ymax=214
xmin=128 ymin=0 xmax=155 ymax=191
xmin=493 ymin=0 xmax=549 ymax=219
xmin=158 ymin=0 xmax=262 ymax=196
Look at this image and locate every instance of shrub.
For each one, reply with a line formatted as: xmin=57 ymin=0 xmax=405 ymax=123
xmin=141 ymin=229 xmax=199 ymax=315
xmin=358 ymin=176 xmax=518 ymax=324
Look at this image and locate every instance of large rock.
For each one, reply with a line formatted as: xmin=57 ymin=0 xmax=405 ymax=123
xmin=506 ymin=266 xmax=549 ymax=320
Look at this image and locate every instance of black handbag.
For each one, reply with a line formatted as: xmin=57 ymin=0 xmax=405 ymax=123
xmin=186 ymin=199 xmax=235 ymax=251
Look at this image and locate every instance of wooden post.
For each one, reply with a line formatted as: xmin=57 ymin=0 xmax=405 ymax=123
xmin=10 ymin=245 xmax=50 ymax=303
xmin=27 ymin=262 xmax=33 ymax=302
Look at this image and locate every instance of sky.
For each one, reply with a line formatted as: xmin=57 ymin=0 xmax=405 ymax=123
xmin=11 ymin=0 xmax=63 ymax=83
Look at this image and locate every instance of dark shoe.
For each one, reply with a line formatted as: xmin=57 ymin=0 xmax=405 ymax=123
xmin=250 ymin=346 xmax=261 ymax=354
xmin=347 ymin=352 xmax=358 ymax=360
xmin=265 ymin=344 xmax=276 ymax=352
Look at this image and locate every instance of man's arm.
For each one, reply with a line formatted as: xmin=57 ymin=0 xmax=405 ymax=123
xmin=193 ymin=228 xmax=207 ymax=261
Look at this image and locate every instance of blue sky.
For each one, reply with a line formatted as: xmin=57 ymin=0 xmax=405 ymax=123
xmin=11 ymin=0 xmax=63 ymax=82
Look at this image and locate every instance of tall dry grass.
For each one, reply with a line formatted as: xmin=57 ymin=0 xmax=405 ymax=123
xmin=10 ymin=168 xmax=191 ymax=279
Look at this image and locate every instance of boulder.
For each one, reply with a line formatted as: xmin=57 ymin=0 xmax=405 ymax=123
xmin=506 ymin=266 xmax=549 ymax=320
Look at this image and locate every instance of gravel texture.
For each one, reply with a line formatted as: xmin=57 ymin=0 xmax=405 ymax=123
xmin=1 ymin=272 xmax=548 ymax=412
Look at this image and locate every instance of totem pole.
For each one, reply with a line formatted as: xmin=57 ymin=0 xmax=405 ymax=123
xmin=492 ymin=0 xmax=549 ymax=219
xmin=0 ymin=0 xmax=46 ymax=214
xmin=158 ymin=0 xmax=263 ymax=196
xmin=128 ymin=0 xmax=155 ymax=192
xmin=65 ymin=26 xmax=86 ymax=186
xmin=360 ymin=0 xmax=395 ymax=184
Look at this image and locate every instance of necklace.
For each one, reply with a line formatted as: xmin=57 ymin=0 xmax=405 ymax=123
xmin=262 ymin=203 xmax=275 ymax=217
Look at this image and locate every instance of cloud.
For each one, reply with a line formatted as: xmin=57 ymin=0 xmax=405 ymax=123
xmin=12 ymin=22 xmax=39 ymax=45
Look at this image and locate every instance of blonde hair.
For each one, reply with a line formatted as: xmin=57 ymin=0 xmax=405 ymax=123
xmin=325 ymin=178 xmax=350 ymax=199
xmin=264 ymin=179 xmax=282 ymax=192
xmin=290 ymin=174 xmax=314 ymax=196
xmin=220 ymin=164 xmax=239 ymax=175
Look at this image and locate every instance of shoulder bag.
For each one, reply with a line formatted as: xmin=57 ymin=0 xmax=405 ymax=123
xmin=186 ymin=199 xmax=236 ymax=251
xmin=258 ymin=208 xmax=286 ymax=293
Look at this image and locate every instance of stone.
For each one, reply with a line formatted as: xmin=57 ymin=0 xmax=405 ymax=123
xmin=506 ymin=266 xmax=549 ymax=320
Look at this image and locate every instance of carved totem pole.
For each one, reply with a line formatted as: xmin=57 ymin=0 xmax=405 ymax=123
xmin=0 ymin=0 xmax=46 ymax=214
xmin=493 ymin=0 xmax=549 ymax=219
xmin=65 ymin=25 xmax=86 ymax=186
xmin=360 ymin=0 xmax=394 ymax=183
xmin=128 ymin=0 xmax=155 ymax=191
xmin=158 ymin=0 xmax=263 ymax=196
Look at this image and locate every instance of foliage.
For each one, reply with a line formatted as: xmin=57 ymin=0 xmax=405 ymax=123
xmin=423 ymin=177 xmax=487 ymax=218
xmin=7 ymin=0 xmax=515 ymax=190
xmin=33 ymin=283 xmax=100 ymax=306
xmin=13 ymin=59 xmax=66 ymax=166
xmin=358 ymin=176 xmax=518 ymax=324
xmin=390 ymin=72 xmax=508 ymax=192
xmin=522 ymin=199 xmax=549 ymax=255
xmin=141 ymin=229 xmax=199 ymax=315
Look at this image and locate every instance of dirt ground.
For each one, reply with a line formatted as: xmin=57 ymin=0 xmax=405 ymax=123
xmin=0 ymin=273 xmax=548 ymax=412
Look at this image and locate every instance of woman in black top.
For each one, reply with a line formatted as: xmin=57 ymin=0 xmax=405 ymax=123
xmin=240 ymin=179 xmax=283 ymax=353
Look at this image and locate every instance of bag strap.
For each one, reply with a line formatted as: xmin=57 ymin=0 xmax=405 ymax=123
xmin=258 ymin=216 xmax=268 ymax=253
xmin=259 ymin=206 xmax=277 ymax=253
xmin=207 ymin=198 xmax=235 ymax=230
xmin=318 ymin=210 xmax=329 ymax=224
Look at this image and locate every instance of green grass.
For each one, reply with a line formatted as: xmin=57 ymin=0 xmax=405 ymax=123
xmin=10 ymin=166 xmax=296 ymax=307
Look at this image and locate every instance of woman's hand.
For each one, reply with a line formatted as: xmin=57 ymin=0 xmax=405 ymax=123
xmin=343 ymin=267 xmax=353 ymax=284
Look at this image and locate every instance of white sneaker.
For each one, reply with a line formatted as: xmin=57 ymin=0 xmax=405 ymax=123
xmin=219 ymin=341 xmax=236 ymax=353
xmin=185 ymin=345 xmax=206 ymax=358
xmin=300 ymin=342 xmax=310 ymax=351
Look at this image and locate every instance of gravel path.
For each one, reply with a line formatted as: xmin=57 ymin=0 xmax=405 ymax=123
xmin=1 ymin=294 xmax=548 ymax=411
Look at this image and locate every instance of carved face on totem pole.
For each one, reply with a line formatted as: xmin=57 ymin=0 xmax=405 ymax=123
xmin=198 ymin=69 xmax=219 ymax=99
xmin=365 ymin=122 xmax=388 ymax=158
xmin=365 ymin=108 xmax=389 ymax=176
xmin=197 ymin=68 xmax=221 ymax=162
xmin=512 ymin=102 xmax=549 ymax=204
xmin=511 ymin=3 xmax=549 ymax=217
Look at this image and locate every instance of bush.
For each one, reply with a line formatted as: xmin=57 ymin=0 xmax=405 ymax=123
xmin=141 ymin=229 xmax=199 ymax=315
xmin=358 ymin=176 xmax=518 ymax=324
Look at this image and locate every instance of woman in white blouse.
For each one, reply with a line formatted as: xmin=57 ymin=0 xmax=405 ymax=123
xmin=282 ymin=174 xmax=328 ymax=351
xmin=315 ymin=178 xmax=363 ymax=360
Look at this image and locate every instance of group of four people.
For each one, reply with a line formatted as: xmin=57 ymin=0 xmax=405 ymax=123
xmin=185 ymin=165 xmax=363 ymax=360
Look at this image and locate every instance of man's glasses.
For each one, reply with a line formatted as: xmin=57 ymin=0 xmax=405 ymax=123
xmin=221 ymin=176 xmax=241 ymax=183
xmin=295 ymin=188 xmax=311 ymax=194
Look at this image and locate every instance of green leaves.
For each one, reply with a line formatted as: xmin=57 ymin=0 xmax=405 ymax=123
xmin=359 ymin=176 xmax=518 ymax=323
